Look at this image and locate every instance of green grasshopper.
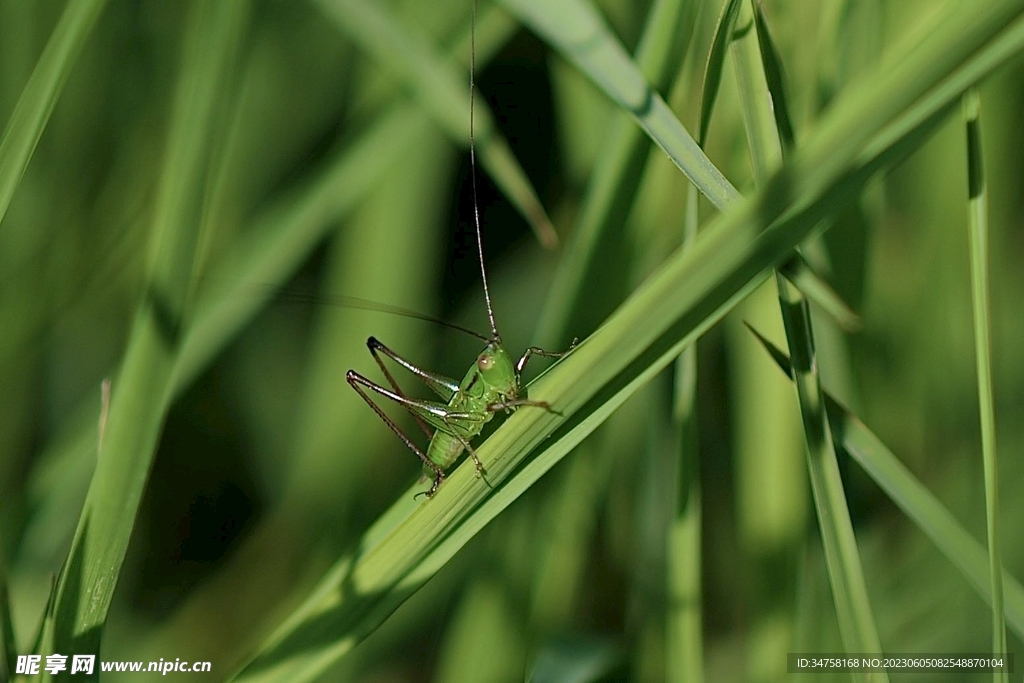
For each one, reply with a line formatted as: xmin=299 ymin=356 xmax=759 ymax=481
xmin=346 ymin=2 xmax=571 ymax=498
xmin=345 ymin=301 xmax=567 ymax=497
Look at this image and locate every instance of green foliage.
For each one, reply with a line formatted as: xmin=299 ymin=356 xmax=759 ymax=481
xmin=1 ymin=0 xmax=1023 ymax=681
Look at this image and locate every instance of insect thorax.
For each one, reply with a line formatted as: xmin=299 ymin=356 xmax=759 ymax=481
xmin=456 ymin=342 xmax=517 ymax=402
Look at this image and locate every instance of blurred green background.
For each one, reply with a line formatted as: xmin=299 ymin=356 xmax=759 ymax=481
xmin=1 ymin=0 xmax=1022 ymax=680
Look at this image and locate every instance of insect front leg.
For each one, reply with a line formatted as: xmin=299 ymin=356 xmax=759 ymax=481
xmin=514 ymin=338 xmax=579 ymax=380
xmin=486 ymin=397 xmax=562 ymax=416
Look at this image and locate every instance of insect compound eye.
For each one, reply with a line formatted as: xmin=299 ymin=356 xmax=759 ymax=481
xmin=477 ymin=353 xmax=493 ymax=372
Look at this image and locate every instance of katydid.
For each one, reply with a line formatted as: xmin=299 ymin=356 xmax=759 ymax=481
xmin=345 ymin=1 xmax=572 ymax=497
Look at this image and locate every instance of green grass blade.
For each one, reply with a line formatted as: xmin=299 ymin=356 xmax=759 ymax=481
xmin=226 ymin=27 xmax=1009 ymax=674
xmin=497 ymin=0 xmax=742 ymax=210
xmin=748 ymin=330 xmax=1024 ymax=641
xmin=750 ymin=1 xmax=794 ymax=151
xmin=534 ymin=0 xmax=698 ymax=346
xmin=776 ymin=276 xmax=886 ymax=660
xmin=699 ymin=0 xmax=742 ymax=147
xmin=666 ymin=187 xmax=702 ymax=683
xmin=733 ymin=0 xmax=884 ymax=664
xmin=48 ymin=0 xmax=249 ymax=661
xmin=962 ymin=90 xmax=1007 ymax=675
xmin=0 ymin=0 xmax=107 ymax=226
xmin=312 ymin=0 xmax=558 ymax=248
xmin=778 ymin=255 xmax=861 ymax=332
xmin=727 ymin=5 xmax=807 ymax=678
xmin=839 ymin=412 xmax=1024 ymax=643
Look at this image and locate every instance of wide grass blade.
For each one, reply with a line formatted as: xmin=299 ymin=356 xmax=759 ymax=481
xmin=47 ymin=0 xmax=248 ymax=662
xmin=0 ymin=0 xmax=108 ymax=227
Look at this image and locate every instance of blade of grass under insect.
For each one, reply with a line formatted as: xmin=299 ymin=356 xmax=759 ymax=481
xmin=962 ymin=90 xmax=1007 ymax=678
xmin=227 ymin=16 xmax=1013 ymax=673
xmin=0 ymin=0 xmax=107 ymax=228
xmin=47 ymin=1 xmax=248 ymax=662
xmin=497 ymin=0 xmax=742 ymax=211
xmin=312 ymin=0 xmax=559 ymax=248
xmin=534 ymin=0 xmax=697 ymax=348
xmin=23 ymin=13 xmax=521 ymax=564
xmin=747 ymin=330 xmax=1024 ymax=641
xmin=732 ymin=0 xmax=885 ymax=666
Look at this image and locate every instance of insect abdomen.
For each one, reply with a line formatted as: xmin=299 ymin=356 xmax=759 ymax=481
xmin=426 ymin=430 xmax=465 ymax=473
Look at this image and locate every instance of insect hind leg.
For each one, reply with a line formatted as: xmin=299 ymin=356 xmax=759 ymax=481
xmin=364 ymin=337 xmax=434 ymax=438
xmin=347 ymin=370 xmax=445 ymax=495
xmin=367 ymin=336 xmax=460 ymax=401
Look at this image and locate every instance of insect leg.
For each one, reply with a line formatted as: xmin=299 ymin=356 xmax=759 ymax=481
xmin=440 ymin=416 xmax=487 ymax=480
xmin=347 ymin=370 xmax=446 ymax=491
xmin=514 ymin=338 xmax=580 ymax=378
xmin=486 ymin=398 xmax=561 ymax=416
xmin=364 ymin=338 xmax=433 ymax=438
xmin=348 ymin=368 xmax=482 ymax=439
xmin=368 ymin=336 xmax=460 ymax=400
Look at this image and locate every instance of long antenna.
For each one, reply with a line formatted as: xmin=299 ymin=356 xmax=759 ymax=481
xmin=469 ymin=0 xmax=500 ymax=343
